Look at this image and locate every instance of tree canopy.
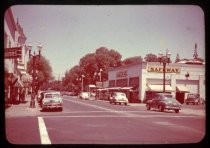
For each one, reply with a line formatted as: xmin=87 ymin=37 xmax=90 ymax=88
xmin=27 ymin=55 xmax=53 ymax=90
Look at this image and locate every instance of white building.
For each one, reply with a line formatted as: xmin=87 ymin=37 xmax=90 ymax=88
xmin=108 ymin=62 xmax=205 ymax=103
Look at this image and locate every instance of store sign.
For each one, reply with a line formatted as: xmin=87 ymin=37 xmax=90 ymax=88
xmin=4 ymin=47 xmax=22 ymax=59
xmin=147 ymin=66 xmax=180 ymax=73
xmin=116 ymin=71 xmax=127 ymax=78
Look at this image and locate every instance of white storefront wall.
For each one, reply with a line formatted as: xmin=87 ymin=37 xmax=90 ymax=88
xmin=141 ymin=62 xmax=205 ymax=102
xmin=108 ymin=62 xmax=205 ymax=103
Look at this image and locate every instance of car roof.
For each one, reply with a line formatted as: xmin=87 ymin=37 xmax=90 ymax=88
xmin=44 ymin=91 xmax=60 ymax=95
xmin=156 ymin=93 xmax=172 ymax=95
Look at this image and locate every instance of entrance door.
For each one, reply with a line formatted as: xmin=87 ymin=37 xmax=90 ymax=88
xmin=176 ymin=92 xmax=185 ymax=104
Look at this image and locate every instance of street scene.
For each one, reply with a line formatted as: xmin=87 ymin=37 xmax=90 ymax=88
xmin=6 ymin=94 xmax=205 ymax=144
xmin=4 ymin=5 xmax=206 ymax=146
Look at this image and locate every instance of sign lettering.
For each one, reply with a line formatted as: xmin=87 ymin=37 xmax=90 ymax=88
xmin=147 ymin=66 xmax=180 ymax=73
xmin=4 ymin=47 xmax=22 ymax=59
xmin=116 ymin=71 xmax=127 ymax=78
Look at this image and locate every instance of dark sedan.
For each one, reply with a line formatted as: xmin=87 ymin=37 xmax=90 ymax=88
xmin=146 ymin=93 xmax=182 ymax=113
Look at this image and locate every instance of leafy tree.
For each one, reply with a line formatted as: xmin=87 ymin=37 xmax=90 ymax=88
xmin=63 ymin=47 xmax=122 ymax=92
xmin=144 ymin=53 xmax=158 ymax=62
xmin=122 ymin=56 xmax=142 ymax=65
xmin=27 ymin=55 xmax=53 ymax=90
xmin=175 ymin=53 xmax=180 ymax=63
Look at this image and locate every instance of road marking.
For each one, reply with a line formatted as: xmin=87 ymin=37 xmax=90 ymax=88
xmin=41 ymin=114 xmax=200 ymax=118
xmin=38 ymin=117 xmax=51 ymax=144
xmin=64 ymin=98 xmax=138 ymax=116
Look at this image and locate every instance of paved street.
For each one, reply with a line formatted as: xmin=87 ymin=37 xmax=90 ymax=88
xmin=5 ymin=95 xmax=206 ymax=145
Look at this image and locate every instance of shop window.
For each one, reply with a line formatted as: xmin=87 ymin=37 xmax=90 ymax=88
xmin=116 ymin=78 xmax=128 ymax=87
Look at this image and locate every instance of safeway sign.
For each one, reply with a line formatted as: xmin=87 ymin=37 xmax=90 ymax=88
xmin=4 ymin=47 xmax=22 ymax=59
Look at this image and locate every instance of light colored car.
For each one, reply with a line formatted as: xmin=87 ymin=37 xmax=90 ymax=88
xmin=42 ymin=91 xmax=63 ymax=111
xmin=79 ymin=92 xmax=89 ymax=100
xmin=109 ymin=92 xmax=128 ymax=105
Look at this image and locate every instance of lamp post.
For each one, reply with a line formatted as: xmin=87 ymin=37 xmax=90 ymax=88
xmin=77 ymin=75 xmax=85 ymax=92
xmin=81 ymin=75 xmax=85 ymax=92
xmin=94 ymin=68 xmax=103 ymax=88
xmin=158 ymin=50 xmax=171 ymax=93
xmin=27 ymin=44 xmax=43 ymax=108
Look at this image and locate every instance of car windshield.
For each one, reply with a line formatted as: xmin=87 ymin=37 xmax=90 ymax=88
xmin=45 ymin=93 xmax=60 ymax=98
xmin=116 ymin=93 xmax=125 ymax=96
xmin=162 ymin=97 xmax=177 ymax=102
xmin=163 ymin=94 xmax=173 ymax=99
xmin=187 ymin=94 xmax=199 ymax=98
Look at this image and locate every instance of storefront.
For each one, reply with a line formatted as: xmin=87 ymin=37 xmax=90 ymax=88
xmin=108 ymin=62 xmax=205 ymax=103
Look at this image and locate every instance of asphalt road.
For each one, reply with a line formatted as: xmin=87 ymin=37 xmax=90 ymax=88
xmin=5 ymin=95 xmax=206 ymax=145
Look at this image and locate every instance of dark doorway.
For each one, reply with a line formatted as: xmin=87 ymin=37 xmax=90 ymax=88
xmin=176 ymin=92 xmax=185 ymax=104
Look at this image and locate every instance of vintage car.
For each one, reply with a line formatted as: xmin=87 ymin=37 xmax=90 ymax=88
xmin=79 ymin=92 xmax=89 ymax=100
xmin=109 ymin=92 xmax=128 ymax=106
xmin=185 ymin=93 xmax=201 ymax=105
xmin=146 ymin=93 xmax=181 ymax=113
xmin=42 ymin=91 xmax=63 ymax=111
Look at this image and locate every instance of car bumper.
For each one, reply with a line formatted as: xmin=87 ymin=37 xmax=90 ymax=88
xmin=115 ymin=100 xmax=128 ymax=103
xmin=165 ymin=106 xmax=181 ymax=110
xmin=43 ymin=103 xmax=62 ymax=109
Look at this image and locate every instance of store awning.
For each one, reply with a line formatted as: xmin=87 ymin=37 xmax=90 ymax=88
xmin=88 ymin=84 xmax=96 ymax=88
xmin=176 ymin=85 xmax=189 ymax=92
xmin=14 ymin=79 xmax=24 ymax=87
xmin=147 ymin=84 xmax=174 ymax=92
xmin=121 ymin=87 xmax=133 ymax=90
xmin=107 ymin=87 xmax=121 ymax=90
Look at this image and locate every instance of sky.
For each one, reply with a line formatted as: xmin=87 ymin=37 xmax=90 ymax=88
xmin=10 ymin=5 xmax=205 ymax=80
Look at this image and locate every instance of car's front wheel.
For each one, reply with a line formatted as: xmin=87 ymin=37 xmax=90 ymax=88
xmin=146 ymin=104 xmax=151 ymax=110
xmin=174 ymin=109 xmax=179 ymax=113
xmin=158 ymin=105 xmax=164 ymax=112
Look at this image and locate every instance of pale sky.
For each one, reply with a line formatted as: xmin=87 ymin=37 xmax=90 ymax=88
xmin=11 ymin=5 xmax=205 ymax=79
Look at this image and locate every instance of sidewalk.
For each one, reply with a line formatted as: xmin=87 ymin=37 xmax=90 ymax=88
xmin=5 ymin=95 xmax=40 ymax=118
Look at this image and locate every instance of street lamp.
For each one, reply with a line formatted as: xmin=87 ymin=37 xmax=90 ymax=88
xmin=158 ymin=50 xmax=171 ymax=93
xmin=94 ymin=68 xmax=103 ymax=81
xmin=27 ymin=44 xmax=43 ymax=108
xmin=81 ymin=75 xmax=85 ymax=92
xmin=77 ymin=75 xmax=85 ymax=92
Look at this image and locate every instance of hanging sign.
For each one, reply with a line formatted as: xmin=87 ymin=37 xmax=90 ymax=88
xmin=4 ymin=47 xmax=22 ymax=59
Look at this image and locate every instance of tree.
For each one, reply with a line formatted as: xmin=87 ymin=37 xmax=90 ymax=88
xmin=144 ymin=53 xmax=158 ymax=62
xmin=175 ymin=53 xmax=180 ymax=63
xmin=27 ymin=55 xmax=53 ymax=90
xmin=122 ymin=56 xmax=142 ymax=65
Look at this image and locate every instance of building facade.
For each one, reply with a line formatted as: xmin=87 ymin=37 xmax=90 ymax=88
xmin=108 ymin=62 xmax=205 ymax=103
xmin=4 ymin=8 xmax=31 ymax=104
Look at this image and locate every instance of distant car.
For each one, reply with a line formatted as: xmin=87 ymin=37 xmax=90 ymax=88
xmin=185 ymin=93 xmax=201 ymax=105
xmin=109 ymin=92 xmax=128 ymax=105
xmin=79 ymin=92 xmax=89 ymax=100
xmin=146 ymin=93 xmax=181 ymax=113
xmin=42 ymin=91 xmax=63 ymax=111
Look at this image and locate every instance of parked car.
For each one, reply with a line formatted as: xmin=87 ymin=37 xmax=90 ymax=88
xmin=109 ymin=92 xmax=128 ymax=105
xmin=42 ymin=91 xmax=63 ymax=111
xmin=79 ymin=92 xmax=89 ymax=100
xmin=146 ymin=93 xmax=182 ymax=113
xmin=185 ymin=93 xmax=201 ymax=105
